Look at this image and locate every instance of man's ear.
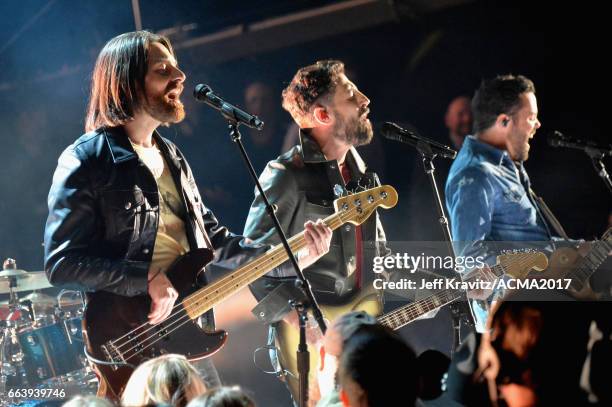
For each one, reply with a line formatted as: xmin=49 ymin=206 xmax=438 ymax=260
xmin=496 ymin=113 xmax=511 ymax=129
xmin=313 ymin=105 xmax=332 ymax=126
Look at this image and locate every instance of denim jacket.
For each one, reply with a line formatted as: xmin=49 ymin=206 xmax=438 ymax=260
xmin=445 ymin=135 xmax=554 ymax=330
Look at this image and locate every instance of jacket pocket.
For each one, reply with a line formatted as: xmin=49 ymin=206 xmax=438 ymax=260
xmin=101 ymin=188 xmax=146 ymax=241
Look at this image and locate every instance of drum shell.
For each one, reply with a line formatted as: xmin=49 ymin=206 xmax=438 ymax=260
xmin=16 ymin=317 xmax=85 ymax=385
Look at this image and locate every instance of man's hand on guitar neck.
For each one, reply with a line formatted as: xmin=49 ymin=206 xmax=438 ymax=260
xmin=298 ymin=219 xmax=333 ymax=269
xmin=279 ymin=218 xmax=332 ymax=343
xmin=147 ymin=267 xmax=179 ymax=325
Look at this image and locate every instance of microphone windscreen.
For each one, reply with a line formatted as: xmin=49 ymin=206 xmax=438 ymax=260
xmin=193 ymin=84 xmax=212 ymax=100
xmin=380 ymin=122 xmax=403 ymax=139
xmin=547 ymin=130 xmax=564 ymax=147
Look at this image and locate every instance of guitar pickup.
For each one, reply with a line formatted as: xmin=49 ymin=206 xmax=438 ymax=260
xmin=102 ymin=341 xmax=126 ymax=370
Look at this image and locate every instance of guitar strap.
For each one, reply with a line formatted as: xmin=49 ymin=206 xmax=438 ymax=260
xmin=155 ymin=132 xmax=215 ymax=251
xmin=180 ymin=170 xmax=215 ymax=250
xmin=517 ymin=162 xmax=570 ymax=240
xmin=529 ymin=188 xmax=570 ymax=240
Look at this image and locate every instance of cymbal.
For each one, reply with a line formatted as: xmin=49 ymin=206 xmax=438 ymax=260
xmin=0 ymin=268 xmax=29 ymax=278
xmin=21 ymin=292 xmax=57 ymax=306
xmin=0 ymin=270 xmax=52 ymax=294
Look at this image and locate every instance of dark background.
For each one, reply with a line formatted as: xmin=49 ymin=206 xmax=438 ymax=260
xmin=0 ymin=1 xmax=609 ymax=405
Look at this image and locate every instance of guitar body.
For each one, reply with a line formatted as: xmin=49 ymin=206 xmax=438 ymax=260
xmin=544 ymin=246 xmax=601 ymax=300
xmin=83 ymin=249 xmax=228 ymax=400
xmin=275 ymin=287 xmax=382 ymax=404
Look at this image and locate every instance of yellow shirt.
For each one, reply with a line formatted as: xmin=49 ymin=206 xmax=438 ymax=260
xmin=131 ymin=140 xmax=190 ymax=272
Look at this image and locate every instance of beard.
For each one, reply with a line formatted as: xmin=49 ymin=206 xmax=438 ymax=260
xmin=508 ymin=131 xmax=531 ymax=162
xmin=143 ymin=91 xmax=185 ymax=125
xmin=332 ymin=110 xmax=373 ymax=147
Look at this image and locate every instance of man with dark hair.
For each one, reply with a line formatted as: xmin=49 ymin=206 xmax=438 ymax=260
xmin=280 ymin=60 xmax=374 ymax=146
xmin=444 ymin=74 xmax=566 ymax=331
xmin=44 ymin=31 xmax=331 ymax=395
xmin=338 ymin=324 xmax=418 ymax=407
xmin=244 ymin=60 xmax=387 ymax=402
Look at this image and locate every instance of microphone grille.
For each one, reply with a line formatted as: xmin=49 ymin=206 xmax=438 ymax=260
xmin=193 ymin=84 xmax=212 ymax=99
xmin=547 ymin=130 xmax=564 ymax=147
xmin=380 ymin=122 xmax=401 ymax=138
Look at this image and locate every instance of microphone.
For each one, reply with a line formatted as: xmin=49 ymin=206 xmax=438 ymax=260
xmin=381 ymin=122 xmax=457 ymax=159
xmin=194 ymin=84 xmax=264 ymax=130
xmin=548 ymin=131 xmax=612 ymax=157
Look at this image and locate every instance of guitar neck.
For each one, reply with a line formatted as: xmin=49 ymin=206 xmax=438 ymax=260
xmin=378 ymin=288 xmax=464 ymax=330
xmin=181 ymin=211 xmax=348 ymax=320
xmin=567 ymin=228 xmax=612 ymax=290
xmin=377 ymin=262 xmax=507 ymax=330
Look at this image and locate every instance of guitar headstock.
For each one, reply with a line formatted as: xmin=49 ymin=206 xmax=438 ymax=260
xmin=333 ymin=185 xmax=398 ymax=226
xmin=497 ymin=251 xmax=548 ymax=279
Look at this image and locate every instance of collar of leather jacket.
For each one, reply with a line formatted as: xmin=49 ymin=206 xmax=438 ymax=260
xmin=298 ymin=128 xmax=368 ymax=175
xmin=102 ymin=126 xmax=183 ymax=171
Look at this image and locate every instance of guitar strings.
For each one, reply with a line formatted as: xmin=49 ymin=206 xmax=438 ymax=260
xmin=108 ymin=229 xmax=309 ymax=347
xmin=378 ymin=254 xmax=540 ymax=329
xmin=378 ymin=289 xmax=461 ymax=328
xmin=567 ymin=235 xmax=611 ymax=288
xmin=377 ymin=263 xmax=504 ymax=327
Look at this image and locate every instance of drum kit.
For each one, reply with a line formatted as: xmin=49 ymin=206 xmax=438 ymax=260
xmin=0 ymin=259 xmax=97 ymax=404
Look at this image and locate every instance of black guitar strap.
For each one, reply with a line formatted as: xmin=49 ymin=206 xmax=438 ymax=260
xmin=529 ymin=188 xmax=570 ymax=240
xmin=517 ymin=162 xmax=570 ymax=240
xmin=180 ymin=170 xmax=215 ymax=251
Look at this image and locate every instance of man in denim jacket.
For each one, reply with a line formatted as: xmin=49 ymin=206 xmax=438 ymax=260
xmin=445 ymin=75 xmax=553 ymax=332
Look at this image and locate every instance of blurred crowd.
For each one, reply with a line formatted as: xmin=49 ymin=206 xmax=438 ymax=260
xmin=55 ymin=295 xmax=610 ymax=407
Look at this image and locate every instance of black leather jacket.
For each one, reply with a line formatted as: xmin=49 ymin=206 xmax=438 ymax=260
xmin=244 ymin=130 xmax=388 ymax=315
xmin=44 ymin=127 xmax=261 ymax=303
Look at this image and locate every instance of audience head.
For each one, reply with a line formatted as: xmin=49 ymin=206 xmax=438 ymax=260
xmin=121 ymin=354 xmax=206 ymax=407
xmin=324 ymin=311 xmax=378 ymax=357
xmin=338 ymin=324 xmax=418 ymax=407
xmin=244 ymin=82 xmax=275 ymax=120
xmin=186 ymin=386 xmax=255 ymax=407
xmin=478 ymin=293 xmax=592 ymax=406
xmin=62 ymin=396 xmax=115 ymax=407
xmin=445 ymin=95 xmax=473 ymax=148
xmin=317 ymin=311 xmax=377 ymax=397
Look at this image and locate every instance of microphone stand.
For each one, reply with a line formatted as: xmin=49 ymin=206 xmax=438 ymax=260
xmin=549 ymin=132 xmax=612 ymax=195
xmin=289 ymin=300 xmax=310 ymax=407
xmin=413 ymin=140 xmax=474 ymax=355
xmin=585 ymin=147 xmax=612 ymax=195
xmin=227 ymin=121 xmax=326 ymax=407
